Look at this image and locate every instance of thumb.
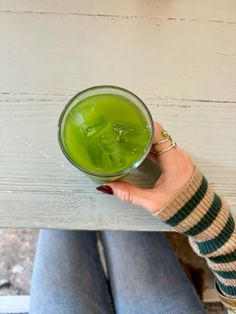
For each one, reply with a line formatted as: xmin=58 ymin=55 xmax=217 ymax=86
xmin=97 ymin=181 xmax=155 ymax=211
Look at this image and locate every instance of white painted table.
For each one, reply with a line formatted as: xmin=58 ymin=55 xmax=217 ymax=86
xmin=0 ymin=1 xmax=236 ymax=230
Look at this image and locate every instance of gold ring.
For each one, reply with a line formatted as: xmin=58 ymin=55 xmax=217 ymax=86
xmin=151 ymin=141 xmax=177 ymax=155
xmin=153 ymin=135 xmax=173 ymax=146
xmin=151 ymin=129 xmax=177 ymax=155
xmin=152 ymin=129 xmax=172 ymax=146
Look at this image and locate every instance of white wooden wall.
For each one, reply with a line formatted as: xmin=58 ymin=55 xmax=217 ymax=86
xmin=0 ymin=1 xmax=235 ymax=230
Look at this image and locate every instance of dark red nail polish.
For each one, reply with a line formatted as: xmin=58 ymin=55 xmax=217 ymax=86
xmin=96 ymin=185 xmax=113 ymax=195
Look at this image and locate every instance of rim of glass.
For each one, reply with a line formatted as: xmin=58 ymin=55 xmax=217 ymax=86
xmin=58 ymin=85 xmax=154 ymax=178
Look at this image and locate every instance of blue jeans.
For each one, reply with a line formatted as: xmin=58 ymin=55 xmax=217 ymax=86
xmin=29 ymin=230 xmax=206 ymax=314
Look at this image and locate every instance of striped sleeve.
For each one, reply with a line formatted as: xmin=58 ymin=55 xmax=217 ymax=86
xmin=152 ymin=167 xmax=236 ymax=299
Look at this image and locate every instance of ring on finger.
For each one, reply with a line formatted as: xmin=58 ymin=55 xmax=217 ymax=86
xmin=151 ymin=141 xmax=177 ymax=155
xmin=152 ymin=129 xmax=172 ymax=146
xmin=151 ymin=129 xmax=177 ymax=155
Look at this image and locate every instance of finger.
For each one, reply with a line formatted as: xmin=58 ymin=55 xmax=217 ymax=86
xmin=151 ymin=121 xmax=179 ymax=169
xmin=101 ymin=181 xmax=160 ymax=212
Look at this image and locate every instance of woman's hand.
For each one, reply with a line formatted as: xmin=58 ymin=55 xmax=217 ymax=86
xmin=97 ymin=121 xmax=195 ymax=214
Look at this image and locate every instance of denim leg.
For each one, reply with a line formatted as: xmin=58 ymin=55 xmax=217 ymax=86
xmin=101 ymin=231 xmax=206 ymax=314
xmin=30 ymin=230 xmax=114 ymax=314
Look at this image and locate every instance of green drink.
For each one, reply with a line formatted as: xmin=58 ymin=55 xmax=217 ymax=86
xmin=58 ymin=86 xmax=153 ymax=182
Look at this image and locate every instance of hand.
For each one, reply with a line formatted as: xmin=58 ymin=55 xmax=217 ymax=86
xmin=98 ymin=121 xmax=194 ymax=214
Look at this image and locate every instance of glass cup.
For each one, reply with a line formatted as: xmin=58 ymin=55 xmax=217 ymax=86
xmin=58 ymin=85 xmax=154 ymax=182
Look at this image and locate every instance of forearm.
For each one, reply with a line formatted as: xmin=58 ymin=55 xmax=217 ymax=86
xmin=153 ymin=167 xmax=236 ymax=307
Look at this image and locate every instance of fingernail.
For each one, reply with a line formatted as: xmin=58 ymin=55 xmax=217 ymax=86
xmin=96 ymin=185 xmax=113 ymax=195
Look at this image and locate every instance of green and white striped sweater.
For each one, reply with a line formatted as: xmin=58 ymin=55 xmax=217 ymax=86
xmin=153 ymin=167 xmax=236 ymax=305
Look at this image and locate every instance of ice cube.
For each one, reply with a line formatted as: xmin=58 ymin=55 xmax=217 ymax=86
xmin=70 ymin=104 xmax=108 ymax=137
xmin=113 ymin=122 xmax=148 ymax=153
xmin=87 ymin=140 xmax=112 ymax=171
xmin=87 ymin=135 xmax=126 ymax=172
xmin=99 ymin=134 xmax=126 ymax=168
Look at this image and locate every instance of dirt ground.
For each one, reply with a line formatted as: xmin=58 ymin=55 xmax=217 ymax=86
xmin=0 ymin=229 xmax=38 ymax=296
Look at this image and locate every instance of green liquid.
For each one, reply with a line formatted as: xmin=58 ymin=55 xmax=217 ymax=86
xmin=62 ymin=94 xmax=151 ymax=174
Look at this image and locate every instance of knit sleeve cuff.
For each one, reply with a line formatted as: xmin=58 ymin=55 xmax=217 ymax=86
xmin=216 ymin=281 xmax=236 ymax=310
xmin=152 ymin=167 xmax=231 ymax=242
